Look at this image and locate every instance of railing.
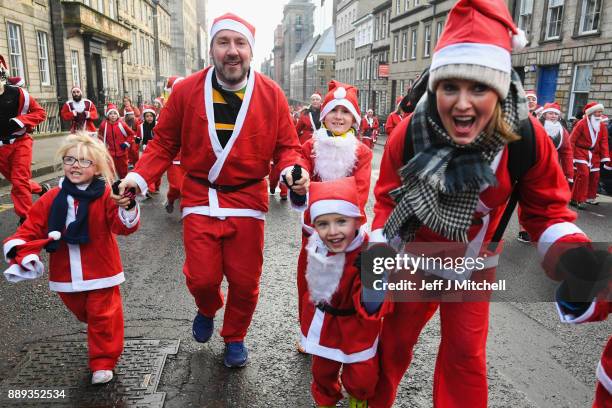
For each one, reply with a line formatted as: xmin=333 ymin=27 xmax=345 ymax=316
xmin=34 ymin=99 xmax=62 ymax=135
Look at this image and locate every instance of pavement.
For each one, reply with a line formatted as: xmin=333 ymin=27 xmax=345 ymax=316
xmin=0 ymin=135 xmax=611 ymax=407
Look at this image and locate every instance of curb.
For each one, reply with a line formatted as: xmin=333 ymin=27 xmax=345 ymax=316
xmin=0 ymin=164 xmax=58 ymax=188
xmin=33 ymin=132 xmax=69 ymax=140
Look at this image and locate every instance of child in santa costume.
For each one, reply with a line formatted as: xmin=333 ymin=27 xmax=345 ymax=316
xmin=3 ymin=132 xmax=139 ymax=385
xmin=385 ymin=96 xmax=407 ymax=137
xmin=60 ymin=86 xmax=98 ymax=134
xmin=98 ymin=103 xmax=135 ymax=179
xmin=137 ymin=105 xmax=161 ymax=194
xmin=301 ymin=177 xmax=389 ymax=407
xmin=570 ymin=102 xmax=610 ymax=208
xmin=295 ymin=80 xmax=372 ymax=341
xmin=0 ymin=55 xmax=49 ymax=224
xmin=368 ymin=0 xmax=607 ymax=407
xmin=123 ymin=107 xmax=140 ymax=168
xmin=360 ymin=109 xmax=379 ymax=149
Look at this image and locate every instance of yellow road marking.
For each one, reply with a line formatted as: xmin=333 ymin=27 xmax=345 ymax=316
xmin=0 ymin=203 xmax=14 ymax=213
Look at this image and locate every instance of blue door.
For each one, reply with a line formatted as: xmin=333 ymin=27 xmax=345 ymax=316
xmin=536 ymin=65 xmax=559 ymax=104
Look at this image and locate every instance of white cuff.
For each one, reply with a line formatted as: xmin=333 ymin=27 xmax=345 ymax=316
xmin=21 ymin=254 xmax=45 ymax=279
xmin=370 ymin=228 xmax=387 ymax=244
xmin=555 ymin=299 xmax=597 ymax=324
xmin=604 ymin=165 xmax=612 ymax=171
xmin=4 ymin=239 xmax=25 ymax=262
xmin=601 ymin=158 xmax=610 ymax=163
xmin=125 ymin=172 xmax=148 ymax=196
xmin=11 ymin=118 xmax=24 ymax=128
xmin=118 ymin=203 xmax=140 ymax=228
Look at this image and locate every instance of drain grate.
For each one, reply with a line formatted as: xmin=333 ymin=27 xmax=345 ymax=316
xmin=0 ymin=339 xmax=179 ymax=407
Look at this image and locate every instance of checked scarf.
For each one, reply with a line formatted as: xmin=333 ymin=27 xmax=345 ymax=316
xmin=384 ymin=72 xmax=528 ymax=243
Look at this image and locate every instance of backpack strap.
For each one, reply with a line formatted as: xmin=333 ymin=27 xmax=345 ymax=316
xmin=488 ymin=118 xmax=536 ymax=250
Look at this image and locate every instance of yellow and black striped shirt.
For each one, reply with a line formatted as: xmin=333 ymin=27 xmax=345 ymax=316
xmin=211 ymin=75 xmax=246 ymax=148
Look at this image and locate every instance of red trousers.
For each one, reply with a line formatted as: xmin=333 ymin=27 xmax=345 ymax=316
xmin=296 ymin=234 xmax=309 ymax=324
xmin=112 ymin=155 xmax=128 ymax=179
xmin=128 ymin=144 xmax=139 ymax=166
xmin=58 ymin=286 xmax=124 ymax=371
xmin=593 ymin=382 xmax=612 ymax=407
xmin=362 ymin=137 xmax=374 ymax=149
xmin=572 ymin=163 xmax=600 ymax=202
xmin=268 ymin=162 xmax=288 ymax=197
xmin=183 ymin=214 xmax=265 ymax=343
xmin=0 ymin=136 xmax=39 ymax=218
xmin=166 ymin=164 xmax=186 ymax=203
xmin=370 ymin=301 xmax=490 ymax=408
xmin=312 ymin=355 xmax=378 ymax=405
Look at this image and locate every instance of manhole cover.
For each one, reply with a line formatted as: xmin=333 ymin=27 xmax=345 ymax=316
xmin=0 ymin=338 xmax=179 ymax=407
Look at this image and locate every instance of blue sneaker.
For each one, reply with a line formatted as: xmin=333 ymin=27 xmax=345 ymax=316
xmin=224 ymin=342 xmax=248 ymax=368
xmin=192 ymin=312 xmax=214 ymax=343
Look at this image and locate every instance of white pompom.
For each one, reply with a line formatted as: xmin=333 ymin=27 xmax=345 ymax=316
xmin=512 ymin=29 xmax=528 ymax=51
xmin=48 ymin=231 xmax=61 ymax=241
xmin=333 ymin=87 xmax=347 ymax=99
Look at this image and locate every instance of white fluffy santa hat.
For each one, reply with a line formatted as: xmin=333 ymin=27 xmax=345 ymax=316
xmin=584 ymin=101 xmax=605 ymax=116
xmin=306 ymin=177 xmax=364 ymax=226
xmin=428 ymin=0 xmax=527 ymax=99
xmin=210 ymin=13 xmax=256 ymax=51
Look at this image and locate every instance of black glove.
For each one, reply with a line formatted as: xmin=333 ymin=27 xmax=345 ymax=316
xmin=556 ymin=247 xmax=611 ymax=303
xmin=112 ymin=180 xmax=137 ymax=211
xmin=134 ymin=136 xmax=141 ymax=145
xmin=282 ymin=165 xmax=307 ymax=207
xmin=358 ymin=243 xmax=397 ymax=292
xmin=7 ymin=119 xmax=21 ymax=135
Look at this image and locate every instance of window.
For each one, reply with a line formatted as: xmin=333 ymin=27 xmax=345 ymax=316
xmin=579 ymin=0 xmax=602 ymax=34
xmin=401 ymin=32 xmax=408 ymax=60
xmin=128 ymin=79 xmax=133 ymax=97
xmin=7 ymin=23 xmax=25 ymax=78
xmin=393 ymin=35 xmax=399 ymax=62
xmin=318 ymin=59 xmax=325 ymax=70
xmin=423 ymin=25 xmax=431 ymax=58
xmin=436 ymin=21 xmax=444 ymax=45
xmin=399 ymin=80 xmax=405 ymax=95
xmin=296 ymin=15 xmax=302 ymax=26
xmin=373 ymin=56 xmax=378 ymax=80
xmin=101 ymin=57 xmax=108 ymax=91
xmin=71 ymin=50 xmax=80 ymax=87
xmin=97 ymin=0 xmax=104 ymax=13
xmin=109 ymin=0 xmax=115 ymax=19
xmin=375 ymin=16 xmax=380 ymax=41
xmin=83 ymin=0 xmax=90 ymax=5
xmin=415 ymin=0 xmax=420 ymax=5
xmin=113 ymin=59 xmax=120 ymax=93
xmin=131 ymin=0 xmax=135 ymax=17
xmin=131 ymin=32 xmax=137 ymax=64
xmin=367 ymin=57 xmax=371 ymax=80
xmin=569 ymin=64 xmax=592 ymax=118
xmin=518 ymin=0 xmax=534 ymax=38
xmin=140 ymin=36 xmax=145 ymax=65
xmin=545 ymin=0 xmax=564 ymax=40
xmin=404 ymin=0 xmax=409 ymax=12
xmin=36 ymin=31 xmax=51 ymax=85
xmin=410 ymin=28 xmax=418 ymax=59
xmin=381 ymin=12 xmax=388 ymax=39
xmin=396 ymin=0 xmax=401 ymax=15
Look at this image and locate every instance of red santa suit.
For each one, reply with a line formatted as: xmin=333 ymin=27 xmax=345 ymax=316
xmin=295 ymin=107 xmax=321 ymax=144
xmin=123 ymin=107 xmax=140 ymax=167
xmin=296 ymin=127 xmax=372 ymax=322
xmin=384 ymin=111 xmax=406 ymax=137
xmin=3 ymin=182 xmax=139 ymax=371
xmin=98 ymin=109 xmax=135 ymax=179
xmin=60 ymin=91 xmax=98 ymax=133
xmin=541 ymin=103 xmax=574 ymax=183
xmin=369 ymin=111 xmax=591 ymax=407
xmin=125 ymin=66 xmax=306 ymax=343
xmin=166 ymin=152 xmax=185 ymax=205
xmin=571 ymin=105 xmax=610 ymax=203
xmin=0 ymin=84 xmax=47 ymax=219
xmin=137 ymin=106 xmax=161 ymax=192
xmin=556 ymin=300 xmax=612 ymax=407
xmin=300 ymin=177 xmax=389 ymax=405
xmin=360 ymin=115 xmax=379 ymax=149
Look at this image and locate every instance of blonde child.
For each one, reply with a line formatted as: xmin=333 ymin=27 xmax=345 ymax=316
xmin=3 ymin=132 xmax=139 ymax=385
xmin=300 ymin=177 xmax=388 ymax=407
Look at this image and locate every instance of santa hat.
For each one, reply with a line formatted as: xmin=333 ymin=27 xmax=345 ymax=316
xmin=210 ymin=13 xmax=256 ymax=50
xmin=428 ymin=0 xmax=527 ymax=99
xmin=165 ymin=76 xmax=184 ymax=93
xmin=123 ymin=107 xmax=135 ymax=116
xmin=154 ymin=97 xmax=164 ymax=106
xmin=541 ymin=102 xmax=561 ymax=116
xmin=71 ymin=85 xmax=82 ymax=94
xmin=584 ymin=102 xmax=605 ymax=116
xmin=0 ymin=55 xmax=7 ymax=71
xmin=8 ymin=77 xmax=24 ymax=87
xmin=142 ymin=104 xmax=156 ymax=117
xmin=105 ymin=103 xmax=119 ymax=117
xmin=306 ymin=177 xmax=364 ymax=226
xmin=3 ymin=232 xmax=60 ymax=283
xmin=525 ymin=90 xmax=537 ymax=100
xmin=602 ymin=115 xmax=609 ymax=123
xmin=320 ymin=80 xmax=361 ymax=130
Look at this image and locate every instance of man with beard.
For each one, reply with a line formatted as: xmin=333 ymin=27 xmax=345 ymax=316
xmin=570 ymin=102 xmax=610 ymax=208
xmin=60 ymin=86 xmax=98 ymax=134
xmin=0 ymin=55 xmax=48 ymax=224
xmin=295 ymin=92 xmax=322 ymax=144
xmin=113 ymin=13 xmax=309 ymax=368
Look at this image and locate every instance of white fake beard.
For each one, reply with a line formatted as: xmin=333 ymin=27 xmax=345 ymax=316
xmin=312 ymin=129 xmax=358 ymax=181
xmin=544 ymin=120 xmax=562 ymax=138
xmin=305 ymin=234 xmax=346 ymax=305
xmin=590 ymin=116 xmax=602 ymax=130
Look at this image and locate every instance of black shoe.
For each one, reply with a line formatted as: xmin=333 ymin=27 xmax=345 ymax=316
xmin=18 ymin=217 xmax=26 ymax=226
xmin=38 ymin=183 xmax=51 ymax=196
xmin=517 ymin=231 xmax=531 ymax=243
xmin=569 ymin=200 xmax=578 ymax=208
xmin=164 ymin=200 xmax=174 ymax=214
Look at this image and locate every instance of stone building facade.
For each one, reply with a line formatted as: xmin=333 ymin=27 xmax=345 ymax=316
xmin=335 ymin=0 xmax=357 ymax=85
xmin=283 ymin=0 xmax=315 ymax=96
xmin=169 ymin=0 xmax=198 ymax=77
xmin=305 ymin=26 xmax=336 ymax=98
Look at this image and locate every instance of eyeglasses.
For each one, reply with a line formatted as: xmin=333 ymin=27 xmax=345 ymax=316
xmin=62 ymin=156 xmax=94 ymax=168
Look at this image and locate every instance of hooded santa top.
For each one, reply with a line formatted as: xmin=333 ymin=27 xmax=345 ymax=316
xmin=60 ymin=86 xmax=99 ymax=132
xmin=571 ymin=102 xmax=610 ymax=171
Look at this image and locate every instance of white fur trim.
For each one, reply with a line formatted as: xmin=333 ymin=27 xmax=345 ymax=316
xmin=4 ymin=239 xmax=25 ymax=262
xmin=105 ymin=109 xmax=119 ymax=117
xmin=537 ymin=222 xmax=586 ymax=258
xmin=3 ymin=263 xmax=31 ymax=283
xmin=320 ymin=99 xmax=361 ymax=130
xmin=142 ymin=109 xmax=156 ymax=117
xmin=210 ymin=19 xmax=255 ymax=50
xmin=597 ymin=361 xmax=612 ymax=394
xmin=312 ymin=129 xmax=358 ymax=182
xmin=305 ymin=234 xmax=345 ymax=304
xmin=125 ymin=172 xmax=149 ymax=197
xmin=586 ymin=104 xmax=604 ymax=116
xmin=430 ymin=43 xmax=511 ymax=74
xmin=49 ymin=272 xmax=125 ymax=292
xmin=310 ymin=200 xmax=361 ymax=222
xmin=555 ymin=299 xmax=597 ymax=324
xmin=541 ymin=107 xmax=561 ymax=116
xmin=370 ymin=228 xmax=387 ymax=243
xmin=512 ymin=29 xmax=528 ymax=51
xmin=334 ymin=87 xmax=347 ymax=99
xmin=20 ymin=254 xmax=45 ymax=280
xmin=48 ymin=231 xmax=61 ymax=241
xmin=119 ymin=204 xmax=140 ymax=228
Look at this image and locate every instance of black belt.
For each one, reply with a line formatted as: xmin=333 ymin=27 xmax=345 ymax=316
xmin=188 ymin=174 xmax=263 ymax=193
xmin=576 ymin=144 xmax=594 ymax=151
xmin=316 ymin=303 xmax=356 ymax=316
xmin=0 ymin=133 xmax=23 ymax=145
